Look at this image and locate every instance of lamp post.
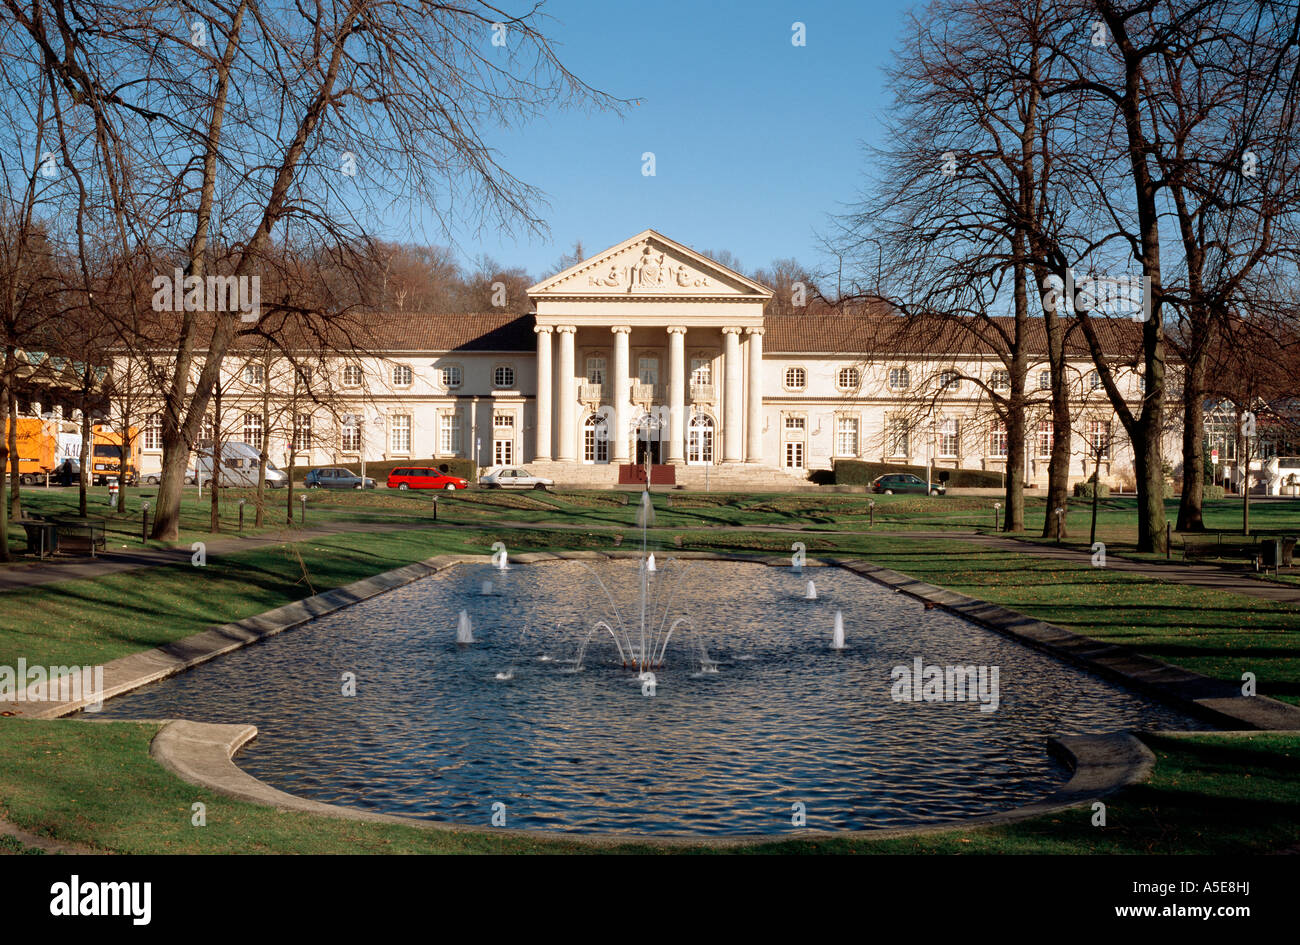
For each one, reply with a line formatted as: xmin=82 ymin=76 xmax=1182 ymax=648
xmin=1054 ymin=506 xmax=1064 ymax=543
xmin=994 ymin=502 xmax=1001 ymax=532
xmin=300 ymin=493 xmax=308 ymax=525
xmin=141 ymin=501 xmax=149 ymax=544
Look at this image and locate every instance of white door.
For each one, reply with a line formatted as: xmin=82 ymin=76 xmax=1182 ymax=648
xmin=494 ymin=438 xmax=513 ymax=466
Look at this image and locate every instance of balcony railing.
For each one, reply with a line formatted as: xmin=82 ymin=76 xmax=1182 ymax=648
xmin=579 ymin=382 xmax=603 ymax=403
xmin=632 ymin=382 xmax=659 ymax=403
xmin=690 ymin=383 xmax=715 ymax=402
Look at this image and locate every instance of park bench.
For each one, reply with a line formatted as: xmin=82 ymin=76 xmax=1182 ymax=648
xmin=49 ymin=516 xmax=107 ymax=558
xmin=1181 ymin=535 xmax=1261 ymax=569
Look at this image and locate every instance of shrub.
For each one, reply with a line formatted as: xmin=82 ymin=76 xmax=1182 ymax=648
xmin=1073 ymin=481 xmax=1110 ymax=498
xmin=833 ymin=460 xmax=1002 ymax=488
xmin=1204 ymin=484 xmax=1225 ymax=500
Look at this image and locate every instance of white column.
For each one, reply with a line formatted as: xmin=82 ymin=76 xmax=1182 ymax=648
xmin=534 ymin=326 xmax=553 ymax=461
xmin=722 ymin=327 xmax=743 ymax=463
xmin=745 ymin=327 xmax=764 ymax=463
xmin=556 ymin=326 xmax=577 ymax=463
xmin=667 ymin=326 xmax=686 ymax=463
xmin=611 ymin=326 xmax=631 ymax=463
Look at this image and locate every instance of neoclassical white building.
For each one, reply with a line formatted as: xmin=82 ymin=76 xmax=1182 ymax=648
xmin=133 ymin=229 xmax=1157 ymax=488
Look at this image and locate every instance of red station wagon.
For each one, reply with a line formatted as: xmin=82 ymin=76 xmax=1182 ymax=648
xmin=386 ymin=467 xmax=469 ymax=491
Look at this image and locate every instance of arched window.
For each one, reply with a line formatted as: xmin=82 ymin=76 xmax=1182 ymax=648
xmin=687 ymin=413 xmax=714 ymax=465
xmin=583 ymin=413 xmax=609 ymax=463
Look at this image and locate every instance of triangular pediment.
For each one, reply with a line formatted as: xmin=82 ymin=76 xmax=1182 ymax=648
xmin=528 ymin=230 xmax=773 ymax=300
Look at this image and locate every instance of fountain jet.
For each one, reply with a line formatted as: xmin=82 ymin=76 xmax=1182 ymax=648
xmin=805 ymin=580 xmax=817 ymax=600
xmin=830 ymin=610 xmax=846 ymax=650
xmin=456 ymin=610 xmax=475 ymax=645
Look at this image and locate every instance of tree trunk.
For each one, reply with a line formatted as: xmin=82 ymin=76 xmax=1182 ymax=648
xmin=1176 ymin=349 xmax=1207 ymax=531
xmin=0 ymin=373 xmax=9 ymax=562
xmin=210 ymin=385 xmax=222 ymax=533
xmin=286 ymin=448 xmax=296 ymax=524
xmin=117 ymin=412 xmax=131 ymax=514
xmin=7 ymin=381 xmax=19 ymax=521
xmin=256 ymin=384 xmax=268 ymax=527
xmin=1004 ymin=395 xmax=1026 ymax=532
xmin=78 ymin=407 xmax=90 ymax=517
xmin=1043 ymin=407 xmax=1071 ymax=541
xmin=1134 ymin=415 xmax=1166 ymax=551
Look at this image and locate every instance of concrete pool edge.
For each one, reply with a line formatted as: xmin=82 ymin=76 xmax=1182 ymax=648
xmin=147 ymin=717 xmax=1158 ymax=846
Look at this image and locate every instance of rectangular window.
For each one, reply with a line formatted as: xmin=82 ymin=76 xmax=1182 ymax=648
xmin=242 ymin=413 xmax=264 ymax=451
xmin=637 ymin=357 xmax=659 ymax=386
xmin=440 ymin=413 xmax=462 ymax=454
xmin=784 ymin=441 xmax=804 ymax=468
xmin=989 ymin=370 xmax=1009 ymax=391
xmin=243 ymin=364 xmax=265 ymax=386
xmin=887 ymin=418 xmax=909 ymax=457
xmin=1038 ymin=370 xmax=1052 ymax=390
xmin=939 ymin=419 xmax=959 ymax=457
xmin=586 ymin=356 xmax=606 ymax=385
xmin=292 ymin=414 xmax=312 ymax=451
xmin=392 ymin=364 xmax=413 ymax=387
xmin=1037 ymin=420 xmax=1054 ymax=458
xmin=889 ymin=367 xmax=910 ymax=390
xmin=1087 ymin=419 xmax=1111 ymax=458
xmin=340 ymin=415 xmax=361 ymax=452
xmin=835 ymin=416 xmax=859 ymax=456
xmin=690 ymin=357 xmax=712 ymax=386
xmin=784 ymin=416 xmax=805 ymax=431
xmin=342 ymin=364 xmax=363 ymax=387
xmin=143 ymin=416 xmax=163 ymax=451
xmin=440 ymin=365 xmax=462 ymax=389
xmin=939 ymin=370 xmax=960 ymax=390
xmin=784 ymin=366 xmax=806 ymax=390
xmin=390 ymin=415 xmax=411 ymax=453
xmin=494 ymin=366 xmax=516 ymax=388
xmin=989 ymin=421 xmax=1008 ymax=457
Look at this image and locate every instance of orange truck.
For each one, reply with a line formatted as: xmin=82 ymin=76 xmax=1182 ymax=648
xmin=3 ymin=417 xmax=139 ymax=486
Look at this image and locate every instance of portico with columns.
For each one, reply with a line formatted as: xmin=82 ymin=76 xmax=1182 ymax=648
xmin=527 ymin=229 xmax=774 ymax=472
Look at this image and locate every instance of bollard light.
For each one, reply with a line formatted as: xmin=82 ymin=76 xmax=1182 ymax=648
xmin=994 ymin=502 xmax=1002 ymax=531
xmin=141 ymin=501 xmax=150 ymax=544
xmin=300 ymin=493 xmax=307 ymax=525
xmin=239 ymin=498 xmax=246 ymax=532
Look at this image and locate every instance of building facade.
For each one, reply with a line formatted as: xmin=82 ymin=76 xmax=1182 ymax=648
xmin=132 ymin=229 xmax=1158 ymax=489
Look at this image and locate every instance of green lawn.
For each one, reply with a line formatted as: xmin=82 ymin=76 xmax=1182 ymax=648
xmin=1 ymin=721 xmax=1295 ymax=854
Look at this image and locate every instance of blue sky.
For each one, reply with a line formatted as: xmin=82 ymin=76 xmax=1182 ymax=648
xmin=408 ymin=0 xmax=914 ymax=279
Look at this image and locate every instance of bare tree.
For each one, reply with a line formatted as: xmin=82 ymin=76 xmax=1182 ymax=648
xmin=1 ymin=0 xmax=624 ymax=540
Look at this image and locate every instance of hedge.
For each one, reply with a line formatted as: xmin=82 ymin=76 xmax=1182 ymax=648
xmin=1204 ymin=484 xmax=1226 ymax=500
xmin=1073 ymin=481 xmax=1110 ymax=498
xmin=833 ymin=460 xmax=1003 ymax=488
xmin=293 ymin=456 xmax=477 ymax=484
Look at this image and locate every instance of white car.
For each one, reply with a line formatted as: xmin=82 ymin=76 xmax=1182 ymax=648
xmin=480 ymin=466 xmax=554 ymax=490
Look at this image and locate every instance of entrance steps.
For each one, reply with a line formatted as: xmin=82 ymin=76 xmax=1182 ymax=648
xmin=523 ymin=461 xmax=811 ymax=491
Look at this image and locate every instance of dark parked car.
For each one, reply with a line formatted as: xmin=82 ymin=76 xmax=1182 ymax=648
xmin=386 ymin=467 xmax=469 ymax=490
xmin=304 ymin=467 xmax=377 ymax=490
xmin=871 ymin=473 xmax=944 ymax=496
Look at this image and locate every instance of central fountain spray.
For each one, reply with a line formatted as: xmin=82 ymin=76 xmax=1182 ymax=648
xmin=563 ymin=476 xmax=714 ymax=679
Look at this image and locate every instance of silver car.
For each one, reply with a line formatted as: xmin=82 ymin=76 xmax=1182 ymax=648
xmin=480 ymin=466 xmax=554 ymax=490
